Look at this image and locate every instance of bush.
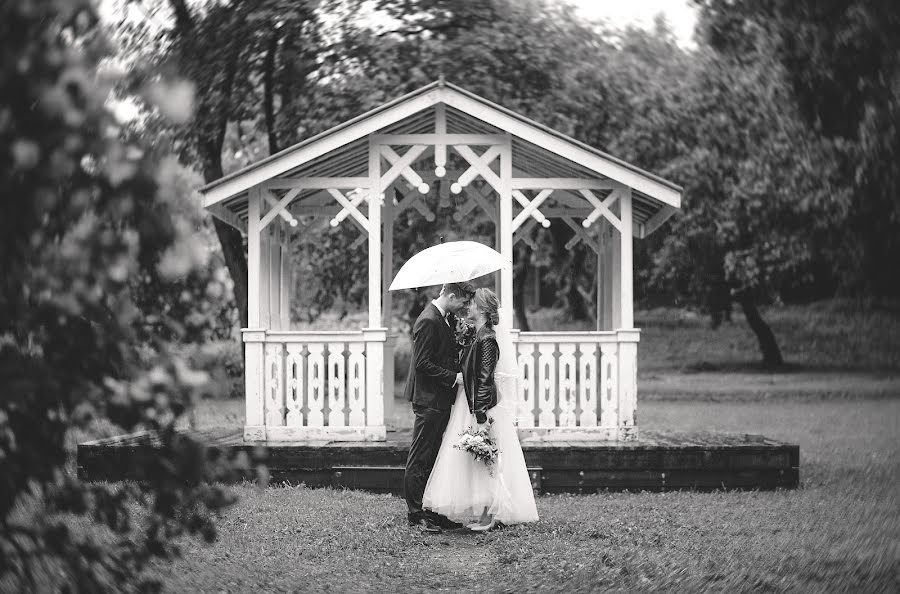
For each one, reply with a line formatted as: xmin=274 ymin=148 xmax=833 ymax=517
xmin=185 ymin=341 xmax=244 ymax=400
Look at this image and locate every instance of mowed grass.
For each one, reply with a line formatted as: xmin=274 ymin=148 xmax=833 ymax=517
xmin=147 ymin=397 xmax=900 ymax=593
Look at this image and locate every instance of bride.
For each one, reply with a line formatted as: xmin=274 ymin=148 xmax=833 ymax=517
xmin=422 ymin=287 xmax=539 ymax=530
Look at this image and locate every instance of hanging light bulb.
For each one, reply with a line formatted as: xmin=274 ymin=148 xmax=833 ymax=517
xmin=542 ymin=219 xmax=551 ymax=228
xmin=450 ymin=182 xmax=462 ymax=194
xmin=435 ymin=165 xmax=446 ymax=178
xmin=418 ymin=182 xmax=430 ymax=194
xmin=289 ymin=218 xmax=299 ymax=227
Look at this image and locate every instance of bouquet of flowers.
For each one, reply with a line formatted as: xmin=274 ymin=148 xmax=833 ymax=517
xmin=453 ymin=417 xmax=500 ymax=475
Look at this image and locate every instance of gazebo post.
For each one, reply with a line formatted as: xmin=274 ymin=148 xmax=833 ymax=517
xmin=616 ymin=187 xmax=638 ymax=435
xmin=381 ymin=184 xmax=395 ymax=424
xmin=364 ymin=138 xmax=386 ymax=433
xmin=279 ymin=222 xmax=292 ymax=330
xmin=619 ymin=187 xmax=634 ymax=329
xmin=243 ymin=185 xmax=266 ymax=441
xmin=499 ymin=136 xmax=514 ymax=327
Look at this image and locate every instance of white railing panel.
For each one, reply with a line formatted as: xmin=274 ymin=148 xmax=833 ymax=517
xmin=347 ymin=342 xmax=366 ymax=426
xmin=513 ymin=330 xmax=639 ymax=439
xmin=558 ymin=343 xmax=577 ymax=427
xmin=306 ymin=342 xmax=326 ymax=427
xmin=516 ymin=343 xmax=536 ymax=427
xmin=327 ymin=344 xmax=347 ymax=427
xmin=578 ymin=342 xmax=598 ymax=427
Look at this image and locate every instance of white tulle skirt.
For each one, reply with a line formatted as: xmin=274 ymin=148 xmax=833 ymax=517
xmin=422 ymin=378 xmax=539 ymax=525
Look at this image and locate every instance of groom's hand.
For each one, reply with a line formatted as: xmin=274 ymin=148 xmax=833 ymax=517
xmin=454 ymin=372 xmax=463 ymax=386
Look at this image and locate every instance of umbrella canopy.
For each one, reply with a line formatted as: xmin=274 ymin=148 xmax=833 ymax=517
xmin=389 ymin=241 xmax=508 ymax=291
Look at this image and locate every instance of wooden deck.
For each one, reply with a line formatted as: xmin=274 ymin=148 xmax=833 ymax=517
xmin=77 ymin=428 xmax=799 ymax=493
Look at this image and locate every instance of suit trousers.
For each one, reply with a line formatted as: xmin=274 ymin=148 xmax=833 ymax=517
xmin=404 ymin=403 xmax=451 ymax=520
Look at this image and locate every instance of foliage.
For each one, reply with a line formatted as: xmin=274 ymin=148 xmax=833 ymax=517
xmin=693 ymin=0 xmax=900 ymax=298
xmin=0 ymin=1 xmax=245 ymax=591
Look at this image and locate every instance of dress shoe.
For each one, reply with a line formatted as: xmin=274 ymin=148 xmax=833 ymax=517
xmin=409 ymin=517 xmax=442 ymax=534
xmin=432 ymin=515 xmax=465 ymax=530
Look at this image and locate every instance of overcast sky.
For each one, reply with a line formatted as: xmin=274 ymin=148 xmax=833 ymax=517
xmin=568 ymin=0 xmax=698 ymax=47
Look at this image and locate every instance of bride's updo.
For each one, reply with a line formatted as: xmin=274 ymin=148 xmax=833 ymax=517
xmin=474 ymin=288 xmax=500 ymax=327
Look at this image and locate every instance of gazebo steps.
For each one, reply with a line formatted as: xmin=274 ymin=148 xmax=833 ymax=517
xmin=77 ymin=428 xmax=799 ymax=493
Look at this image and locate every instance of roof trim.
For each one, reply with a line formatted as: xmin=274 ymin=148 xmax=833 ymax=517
xmin=200 ymin=80 xmax=682 ymax=211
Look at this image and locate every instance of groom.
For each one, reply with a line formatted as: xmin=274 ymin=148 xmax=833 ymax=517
xmin=404 ymin=281 xmax=475 ymax=533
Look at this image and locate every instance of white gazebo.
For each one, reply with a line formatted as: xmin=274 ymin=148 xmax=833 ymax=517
xmin=199 ymin=81 xmax=682 ymax=443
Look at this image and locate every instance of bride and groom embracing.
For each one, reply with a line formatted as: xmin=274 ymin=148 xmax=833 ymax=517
xmin=403 ymin=282 xmax=539 ymax=534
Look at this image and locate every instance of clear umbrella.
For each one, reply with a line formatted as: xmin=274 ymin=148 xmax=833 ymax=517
xmin=388 ymin=240 xmax=509 ymax=290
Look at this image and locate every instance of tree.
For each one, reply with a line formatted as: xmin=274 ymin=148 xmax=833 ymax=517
xmin=614 ymin=43 xmax=848 ymax=366
xmin=0 ymin=1 xmax=245 ymax=590
xmin=693 ymin=0 xmax=900 ymax=299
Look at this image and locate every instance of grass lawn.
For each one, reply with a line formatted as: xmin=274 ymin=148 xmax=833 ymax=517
xmin=147 ymin=396 xmax=900 ymax=593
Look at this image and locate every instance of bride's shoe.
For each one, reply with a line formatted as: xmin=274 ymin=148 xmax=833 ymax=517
xmin=469 ymin=518 xmax=500 ymax=532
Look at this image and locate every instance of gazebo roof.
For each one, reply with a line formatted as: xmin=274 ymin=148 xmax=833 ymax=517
xmin=200 ymin=80 xmax=682 ymax=236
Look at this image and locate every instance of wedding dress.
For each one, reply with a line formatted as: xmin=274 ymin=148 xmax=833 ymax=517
xmin=422 ymin=318 xmax=539 ymax=525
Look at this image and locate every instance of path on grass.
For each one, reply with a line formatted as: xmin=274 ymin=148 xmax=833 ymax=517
xmin=639 ymin=371 xmax=900 ymax=400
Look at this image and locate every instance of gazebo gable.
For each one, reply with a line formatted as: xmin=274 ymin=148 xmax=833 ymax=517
xmin=200 ymin=81 xmax=682 ymax=239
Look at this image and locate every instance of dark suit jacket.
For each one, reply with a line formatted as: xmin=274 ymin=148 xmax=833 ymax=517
xmin=404 ymin=303 xmax=459 ymax=411
xmin=461 ymin=325 xmax=499 ymax=424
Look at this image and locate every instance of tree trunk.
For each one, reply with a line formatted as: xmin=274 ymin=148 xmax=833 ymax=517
xmin=737 ymin=294 xmax=783 ymax=367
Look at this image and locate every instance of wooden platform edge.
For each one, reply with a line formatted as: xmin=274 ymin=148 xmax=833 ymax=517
xmin=76 ymin=433 xmax=800 ymax=493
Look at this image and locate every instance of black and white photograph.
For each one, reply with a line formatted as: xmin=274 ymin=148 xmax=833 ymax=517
xmin=1 ymin=0 xmax=898 ymax=591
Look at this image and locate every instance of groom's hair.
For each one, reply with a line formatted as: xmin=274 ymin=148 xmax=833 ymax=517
xmin=441 ymin=282 xmax=476 ymax=301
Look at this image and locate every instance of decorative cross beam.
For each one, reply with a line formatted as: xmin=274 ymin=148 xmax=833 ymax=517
xmin=561 ymin=216 xmax=602 ymax=255
xmin=261 ymin=189 xmax=301 ymax=230
xmin=327 ymin=188 xmax=370 ymax=232
xmin=380 ymin=145 xmax=427 ymax=189
xmin=579 ymin=188 xmax=621 ymax=231
xmin=381 ymin=146 xmax=429 ymax=194
xmin=511 ymin=189 xmax=552 ymax=231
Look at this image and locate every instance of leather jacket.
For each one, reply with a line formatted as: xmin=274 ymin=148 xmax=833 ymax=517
xmin=461 ymin=324 xmax=499 ymax=424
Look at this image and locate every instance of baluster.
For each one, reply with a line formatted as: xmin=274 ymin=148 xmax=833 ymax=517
xmin=537 ymin=342 xmax=556 ymax=427
xmin=326 ymin=342 xmax=347 ymax=427
xmin=306 ymin=343 xmax=325 ymax=427
xmin=599 ymin=343 xmax=618 ymax=427
xmin=558 ymin=343 xmax=577 ymax=426
xmin=347 ymin=342 xmax=366 ymax=426
xmin=285 ymin=343 xmax=304 ymax=426
xmin=578 ymin=342 xmax=598 ymax=427
xmin=516 ymin=343 xmax=535 ymax=427
xmin=264 ymin=342 xmax=284 ymax=426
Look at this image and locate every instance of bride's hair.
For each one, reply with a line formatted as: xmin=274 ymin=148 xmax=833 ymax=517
xmin=474 ymin=288 xmax=500 ymax=327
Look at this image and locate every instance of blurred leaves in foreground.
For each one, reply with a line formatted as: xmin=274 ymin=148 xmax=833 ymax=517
xmin=0 ymin=1 xmax=247 ymax=591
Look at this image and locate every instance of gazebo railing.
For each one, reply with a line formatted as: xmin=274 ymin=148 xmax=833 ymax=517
xmin=512 ymin=329 xmax=639 ymax=441
xmin=243 ymin=329 xmax=387 ymax=441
